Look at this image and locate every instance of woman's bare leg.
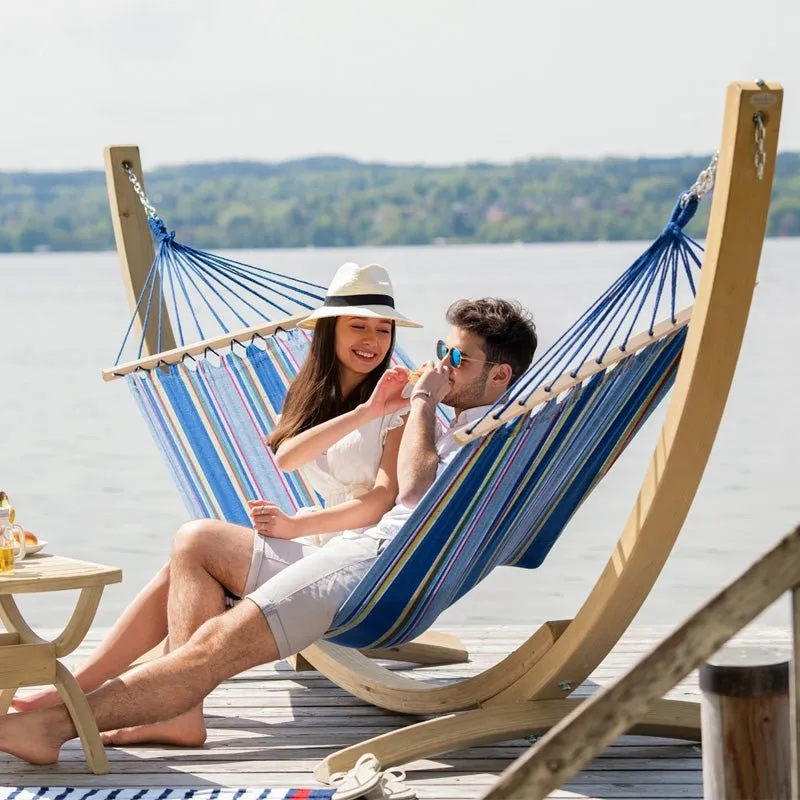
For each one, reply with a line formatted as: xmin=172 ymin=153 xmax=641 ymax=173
xmin=12 ymin=563 xmax=171 ymax=711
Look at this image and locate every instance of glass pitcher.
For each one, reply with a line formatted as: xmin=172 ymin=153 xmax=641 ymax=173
xmin=0 ymin=507 xmax=26 ymax=574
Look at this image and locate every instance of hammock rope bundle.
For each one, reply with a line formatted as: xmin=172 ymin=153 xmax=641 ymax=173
xmin=465 ymin=192 xmax=706 ymax=441
xmin=108 ymin=155 xmax=717 ymax=648
xmin=114 ymin=162 xmax=328 ymax=366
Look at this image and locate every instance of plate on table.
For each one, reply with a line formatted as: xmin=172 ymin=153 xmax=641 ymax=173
xmin=12 ymin=540 xmax=48 ymax=556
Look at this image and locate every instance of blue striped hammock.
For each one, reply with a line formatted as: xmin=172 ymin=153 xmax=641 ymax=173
xmin=110 ymin=175 xmax=705 ymax=650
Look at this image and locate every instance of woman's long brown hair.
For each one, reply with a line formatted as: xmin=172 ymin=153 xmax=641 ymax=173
xmin=268 ymin=317 xmax=396 ymax=453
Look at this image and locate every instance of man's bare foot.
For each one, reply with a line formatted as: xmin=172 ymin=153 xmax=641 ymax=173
xmin=101 ymin=711 xmax=206 ymax=748
xmin=11 ymin=687 xmax=66 ymax=712
xmin=0 ymin=710 xmax=64 ymax=765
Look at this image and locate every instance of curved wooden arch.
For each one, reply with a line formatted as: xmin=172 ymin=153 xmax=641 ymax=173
xmin=311 ymin=80 xmax=784 ymax=780
xmin=304 ymin=620 xmax=570 ymax=715
xmin=103 ymin=82 xmax=784 ymax=783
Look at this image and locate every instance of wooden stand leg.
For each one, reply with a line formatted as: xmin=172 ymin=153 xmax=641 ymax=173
xmin=315 ymin=697 xmax=699 ymax=782
xmin=700 ymin=646 xmax=791 ymax=799
xmin=287 ymin=651 xmax=314 ymax=671
xmin=291 ymin=630 xmax=470 ymax=672
xmin=55 ymin=661 xmax=109 ymax=775
xmin=0 ymin=688 xmax=16 ymax=715
xmin=361 ymin=631 xmax=469 ymax=666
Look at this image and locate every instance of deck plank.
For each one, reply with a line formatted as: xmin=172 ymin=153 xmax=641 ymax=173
xmin=0 ymin=624 xmax=791 ymax=799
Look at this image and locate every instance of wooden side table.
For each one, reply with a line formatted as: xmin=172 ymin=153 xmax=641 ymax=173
xmin=0 ymin=552 xmax=122 ymax=774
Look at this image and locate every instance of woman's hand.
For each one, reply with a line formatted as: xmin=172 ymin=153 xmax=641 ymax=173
xmin=363 ymin=366 xmax=411 ymax=419
xmin=247 ymin=499 xmax=302 ymax=540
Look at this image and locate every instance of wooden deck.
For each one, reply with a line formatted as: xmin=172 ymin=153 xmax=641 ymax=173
xmin=0 ymin=624 xmax=791 ymax=798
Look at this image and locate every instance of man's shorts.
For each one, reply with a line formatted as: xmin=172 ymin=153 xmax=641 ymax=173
xmin=242 ymin=533 xmax=383 ymax=659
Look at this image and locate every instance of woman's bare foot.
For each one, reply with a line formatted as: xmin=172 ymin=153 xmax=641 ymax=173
xmin=11 ymin=686 xmax=68 ymax=712
xmin=101 ymin=710 xmax=206 ymax=748
xmin=0 ymin=710 xmax=65 ymax=765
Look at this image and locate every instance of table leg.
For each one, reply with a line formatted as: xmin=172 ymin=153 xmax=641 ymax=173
xmin=55 ymin=662 xmax=109 ymax=774
xmin=0 ymin=688 xmax=16 ymax=715
xmin=0 ymin=596 xmax=46 ymax=644
xmin=0 ymin=596 xmax=44 ymax=717
xmin=54 ymin=586 xmax=103 ymax=658
xmin=0 ymin=589 xmax=110 ymax=774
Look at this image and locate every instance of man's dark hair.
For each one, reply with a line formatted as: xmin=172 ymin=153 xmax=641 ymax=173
xmin=446 ymin=298 xmax=537 ymax=383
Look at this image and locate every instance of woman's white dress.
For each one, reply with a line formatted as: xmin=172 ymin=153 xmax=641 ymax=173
xmin=294 ymin=411 xmax=406 ymax=546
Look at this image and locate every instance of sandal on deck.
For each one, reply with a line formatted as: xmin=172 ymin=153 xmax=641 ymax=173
xmin=367 ymin=768 xmax=417 ymax=800
xmin=329 ymin=753 xmax=383 ymax=800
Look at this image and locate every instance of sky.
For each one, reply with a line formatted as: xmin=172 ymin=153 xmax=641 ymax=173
xmin=2 ymin=0 xmax=799 ymax=171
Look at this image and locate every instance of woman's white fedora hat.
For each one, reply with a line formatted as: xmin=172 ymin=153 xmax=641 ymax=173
xmin=299 ymin=262 xmax=422 ymax=329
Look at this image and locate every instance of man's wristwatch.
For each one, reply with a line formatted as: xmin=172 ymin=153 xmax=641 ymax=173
xmin=410 ymin=389 xmax=433 ymax=402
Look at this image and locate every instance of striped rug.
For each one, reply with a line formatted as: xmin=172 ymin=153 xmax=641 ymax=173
xmin=0 ymin=790 xmax=334 ymax=800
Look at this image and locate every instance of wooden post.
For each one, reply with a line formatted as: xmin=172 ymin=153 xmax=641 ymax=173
xmin=700 ymin=646 xmax=791 ymax=799
xmin=103 ymin=145 xmax=176 ymax=357
xmin=477 ymin=524 xmax=800 ymax=800
xmin=791 ymin=586 xmax=800 ymax=797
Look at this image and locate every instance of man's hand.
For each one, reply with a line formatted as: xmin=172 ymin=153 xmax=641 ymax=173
xmin=414 ymin=360 xmax=451 ymax=404
xmin=247 ymin=499 xmax=302 ymax=540
xmin=363 ymin=366 xmax=411 ymax=419
xmin=395 ymin=359 xmax=448 ymax=509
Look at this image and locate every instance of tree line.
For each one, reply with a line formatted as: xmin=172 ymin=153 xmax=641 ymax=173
xmin=1 ymin=153 xmax=799 ymax=253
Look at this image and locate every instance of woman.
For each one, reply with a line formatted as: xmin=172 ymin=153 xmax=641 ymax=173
xmin=256 ymin=260 xmax=418 ymax=547
xmin=15 ymin=262 xmax=420 ymax=712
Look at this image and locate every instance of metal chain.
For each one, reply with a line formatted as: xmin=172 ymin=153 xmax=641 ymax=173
xmin=681 ymin=152 xmax=719 ymax=206
xmin=754 ymin=112 xmax=766 ymax=181
xmin=683 ymin=104 xmax=768 ymax=204
xmin=122 ymin=161 xmax=159 ymax=218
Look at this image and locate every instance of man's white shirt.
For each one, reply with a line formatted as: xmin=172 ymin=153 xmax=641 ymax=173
xmin=354 ymin=404 xmax=492 ymax=541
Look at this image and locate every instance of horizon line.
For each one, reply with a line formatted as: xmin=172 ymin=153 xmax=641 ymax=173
xmin=5 ymin=148 xmax=800 ymax=176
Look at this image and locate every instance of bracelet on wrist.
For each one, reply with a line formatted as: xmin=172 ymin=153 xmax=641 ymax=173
xmin=410 ymin=389 xmax=433 ymax=403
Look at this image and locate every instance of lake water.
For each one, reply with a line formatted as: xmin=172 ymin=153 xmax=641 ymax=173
xmin=1 ymin=240 xmax=799 ymax=633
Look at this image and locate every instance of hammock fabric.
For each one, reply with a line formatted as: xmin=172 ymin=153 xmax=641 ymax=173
xmin=115 ymin=174 xmax=707 ymax=649
xmin=128 ymin=328 xmax=442 ymax=523
xmin=329 ymin=327 xmax=685 ymax=648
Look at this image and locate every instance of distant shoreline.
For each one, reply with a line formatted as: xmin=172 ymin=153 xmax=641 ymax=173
xmin=6 ymin=233 xmax=800 ymax=260
xmin=2 ymin=152 xmax=799 ymax=253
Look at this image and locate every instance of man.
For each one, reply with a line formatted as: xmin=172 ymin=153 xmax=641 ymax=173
xmin=0 ymin=298 xmax=537 ymax=766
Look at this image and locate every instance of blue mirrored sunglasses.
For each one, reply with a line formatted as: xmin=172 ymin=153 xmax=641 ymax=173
xmin=436 ymin=339 xmax=463 ymax=367
xmin=436 ymin=339 xmax=505 ymax=369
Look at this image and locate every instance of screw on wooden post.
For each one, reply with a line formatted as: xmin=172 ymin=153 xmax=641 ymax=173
xmin=700 ymin=646 xmax=791 ymax=799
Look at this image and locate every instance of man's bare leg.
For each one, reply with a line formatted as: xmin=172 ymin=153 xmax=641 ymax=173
xmin=102 ymin=519 xmax=257 ymax=746
xmin=0 ymin=598 xmax=277 ymax=765
xmin=13 ymin=564 xmax=171 ymax=711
